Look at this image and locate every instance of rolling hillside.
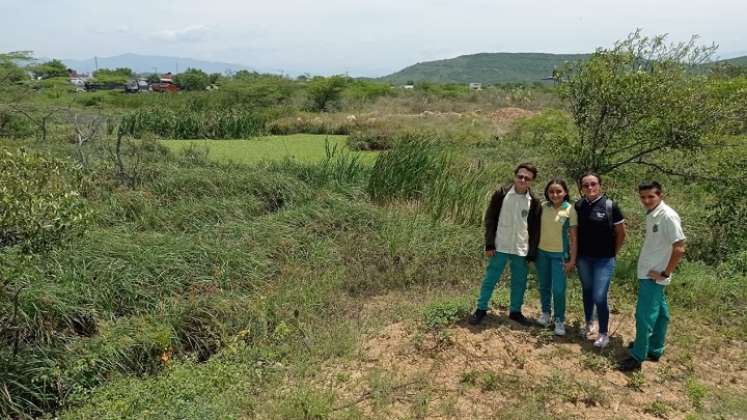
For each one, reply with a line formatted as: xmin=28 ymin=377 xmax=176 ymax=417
xmin=380 ymin=52 xmax=747 ymax=85
xmin=380 ymin=52 xmax=590 ymax=85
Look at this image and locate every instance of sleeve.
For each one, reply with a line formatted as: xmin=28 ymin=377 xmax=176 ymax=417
xmin=569 ymin=206 xmax=578 ymax=227
xmin=611 ymin=202 xmax=624 ymax=225
xmin=663 ymin=213 xmax=686 ymax=244
xmin=484 ymin=190 xmax=503 ymax=251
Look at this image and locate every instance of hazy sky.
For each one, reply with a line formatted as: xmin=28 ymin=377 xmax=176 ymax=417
xmin=1 ymin=0 xmax=745 ymax=76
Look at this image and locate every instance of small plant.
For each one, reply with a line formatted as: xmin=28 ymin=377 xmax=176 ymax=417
xmin=422 ymin=298 xmax=469 ymax=330
xmin=479 ymin=370 xmax=499 ymax=392
xmin=626 ymin=371 xmax=646 ymax=392
xmin=580 ymin=352 xmax=613 ymax=372
xmin=644 ymin=400 xmax=672 ymax=419
xmin=686 ymin=375 xmax=707 ymax=410
xmin=460 ymin=370 xmax=479 ymax=386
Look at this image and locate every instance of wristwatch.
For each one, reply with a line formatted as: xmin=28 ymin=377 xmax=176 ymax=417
xmin=660 ymin=271 xmax=670 ymax=277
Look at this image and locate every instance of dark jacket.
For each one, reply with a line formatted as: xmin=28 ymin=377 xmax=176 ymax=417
xmin=484 ymin=185 xmax=542 ymax=260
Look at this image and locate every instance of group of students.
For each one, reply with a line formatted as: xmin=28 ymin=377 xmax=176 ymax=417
xmin=468 ymin=162 xmax=686 ymax=372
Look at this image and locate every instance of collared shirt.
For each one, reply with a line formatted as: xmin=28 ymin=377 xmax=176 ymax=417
xmin=494 ymin=186 xmax=532 ymax=256
xmin=538 ymin=201 xmax=578 ymax=253
xmin=637 ymin=201 xmax=686 ymax=285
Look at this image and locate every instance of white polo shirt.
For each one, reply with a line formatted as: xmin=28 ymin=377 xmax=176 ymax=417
xmin=637 ymin=201 xmax=686 ymax=285
xmin=494 ymin=186 xmax=532 ymax=256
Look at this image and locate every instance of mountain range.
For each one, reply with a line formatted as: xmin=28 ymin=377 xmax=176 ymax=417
xmin=58 ymin=52 xmax=747 ymax=84
xmin=60 ymin=53 xmax=257 ymax=75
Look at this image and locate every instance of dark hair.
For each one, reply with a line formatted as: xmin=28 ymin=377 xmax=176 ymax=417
xmin=578 ymin=171 xmax=602 ymax=187
xmin=544 ymin=178 xmax=570 ymax=203
xmin=638 ymin=180 xmax=663 ymax=193
xmin=514 ymin=162 xmax=537 ymax=180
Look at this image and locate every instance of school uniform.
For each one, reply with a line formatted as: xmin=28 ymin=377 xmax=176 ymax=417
xmin=477 ymin=185 xmax=541 ymax=313
xmin=630 ymin=201 xmax=685 ymax=362
xmin=536 ymin=201 xmax=577 ymax=322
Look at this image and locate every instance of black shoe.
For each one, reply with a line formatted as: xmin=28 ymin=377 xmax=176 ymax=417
xmin=617 ymin=357 xmax=642 ymax=372
xmin=508 ymin=311 xmax=530 ymax=326
xmin=468 ymin=309 xmax=487 ymax=326
xmin=627 ymin=341 xmax=661 ymax=362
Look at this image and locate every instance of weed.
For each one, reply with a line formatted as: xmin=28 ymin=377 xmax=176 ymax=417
xmin=627 ymin=371 xmax=646 ymax=392
xmin=686 ymin=375 xmax=707 ymax=410
xmin=644 ymin=400 xmax=672 ymax=418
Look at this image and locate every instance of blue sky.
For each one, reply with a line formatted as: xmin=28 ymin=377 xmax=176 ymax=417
xmin=0 ymin=0 xmax=744 ymax=76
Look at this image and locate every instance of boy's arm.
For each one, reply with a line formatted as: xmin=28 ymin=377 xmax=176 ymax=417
xmin=613 ymin=223 xmax=626 ymax=256
xmin=648 ymin=240 xmax=686 ymax=281
xmin=484 ymin=190 xmax=503 ymax=255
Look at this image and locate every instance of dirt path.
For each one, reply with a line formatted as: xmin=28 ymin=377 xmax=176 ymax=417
xmin=316 ymin=308 xmax=747 ymax=419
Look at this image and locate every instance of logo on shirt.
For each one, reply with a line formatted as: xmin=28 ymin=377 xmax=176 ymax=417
xmin=653 ymin=224 xmax=659 ymax=233
xmin=521 ymin=209 xmax=528 ymax=218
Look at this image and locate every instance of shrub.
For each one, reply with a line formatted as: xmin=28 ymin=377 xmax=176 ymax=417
xmin=367 ymin=132 xmax=444 ymax=202
xmin=347 ymin=126 xmax=397 ymax=151
xmin=422 ymin=297 xmax=470 ymax=330
xmin=0 ymin=149 xmax=88 ymax=252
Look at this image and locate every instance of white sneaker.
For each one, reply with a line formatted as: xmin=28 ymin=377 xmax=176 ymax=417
xmin=537 ymin=312 xmax=551 ymax=327
xmin=554 ymin=321 xmax=566 ymax=336
xmin=579 ymin=322 xmax=596 ymax=338
xmin=593 ymin=334 xmax=609 ymax=348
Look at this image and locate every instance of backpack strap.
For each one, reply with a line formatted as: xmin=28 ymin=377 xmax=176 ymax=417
xmin=605 ymin=198 xmax=614 ymax=231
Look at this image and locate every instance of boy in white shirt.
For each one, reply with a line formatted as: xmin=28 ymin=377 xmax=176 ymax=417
xmin=618 ymin=181 xmax=686 ymax=372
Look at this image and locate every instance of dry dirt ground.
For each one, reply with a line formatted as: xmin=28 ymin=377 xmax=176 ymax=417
xmin=311 ymin=303 xmax=746 ymax=419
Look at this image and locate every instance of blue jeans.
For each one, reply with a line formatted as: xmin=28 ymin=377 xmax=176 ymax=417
xmin=477 ymin=252 xmax=529 ymax=313
xmin=576 ymin=256 xmax=616 ymax=335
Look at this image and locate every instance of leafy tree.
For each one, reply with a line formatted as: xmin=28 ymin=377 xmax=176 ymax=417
xmin=30 ymin=59 xmax=68 ymax=80
xmin=305 ymin=75 xmax=350 ymax=112
xmin=0 ymin=51 xmax=30 ymax=85
xmin=146 ymin=73 xmax=161 ymax=84
xmin=92 ymin=68 xmax=133 ymax=84
xmin=554 ymin=30 xmax=729 ymax=178
xmin=220 ymin=74 xmax=296 ymax=108
xmin=208 ymin=72 xmax=221 ymax=85
xmin=174 ymin=68 xmax=209 ymax=91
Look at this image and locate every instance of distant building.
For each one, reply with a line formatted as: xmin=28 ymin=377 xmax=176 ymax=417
xmin=469 ymin=82 xmax=482 ymax=91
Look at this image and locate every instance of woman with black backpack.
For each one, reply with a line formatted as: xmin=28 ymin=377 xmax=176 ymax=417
xmin=574 ymin=172 xmax=626 ymax=348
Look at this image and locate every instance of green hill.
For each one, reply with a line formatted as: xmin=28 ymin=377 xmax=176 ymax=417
xmin=722 ymin=55 xmax=747 ymax=66
xmin=380 ymin=52 xmax=590 ymax=85
xmin=380 ymin=53 xmax=747 ymax=85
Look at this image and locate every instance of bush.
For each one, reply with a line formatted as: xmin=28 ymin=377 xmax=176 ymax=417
xmin=367 ymin=132 xmax=444 ymax=202
xmin=305 ymin=75 xmax=350 ymax=112
xmin=347 ymin=126 xmax=397 ymax=151
xmin=422 ymin=297 xmax=470 ymax=330
xmin=0 ymin=149 xmax=88 ymax=252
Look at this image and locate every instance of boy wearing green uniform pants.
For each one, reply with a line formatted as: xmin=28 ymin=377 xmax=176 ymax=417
xmin=618 ymin=181 xmax=686 ymax=372
xmin=469 ymin=163 xmax=542 ymax=326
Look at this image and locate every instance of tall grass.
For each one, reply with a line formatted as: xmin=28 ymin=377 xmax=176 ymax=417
xmin=367 ymin=133 xmax=497 ymax=226
xmin=119 ymin=107 xmax=266 ymax=139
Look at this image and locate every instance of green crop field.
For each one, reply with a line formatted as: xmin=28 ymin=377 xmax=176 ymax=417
xmin=161 ymin=134 xmax=378 ymax=164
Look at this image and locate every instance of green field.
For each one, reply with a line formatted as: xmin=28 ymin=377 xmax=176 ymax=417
xmin=162 ymin=134 xmax=377 ymax=164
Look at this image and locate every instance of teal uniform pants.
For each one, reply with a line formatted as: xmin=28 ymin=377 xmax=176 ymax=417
xmin=477 ymin=252 xmax=528 ymax=313
xmin=535 ymin=249 xmax=567 ymax=322
xmin=630 ymin=279 xmax=670 ymax=362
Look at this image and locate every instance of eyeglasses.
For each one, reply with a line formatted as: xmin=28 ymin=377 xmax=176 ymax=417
xmin=516 ymin=175 xmax=533 ymax=181
xmin=581 ymin=182 xmax=599 ymax=188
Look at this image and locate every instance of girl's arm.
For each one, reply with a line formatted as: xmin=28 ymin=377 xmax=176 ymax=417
xmin=565 ymin=226 xmax=578 ymax=273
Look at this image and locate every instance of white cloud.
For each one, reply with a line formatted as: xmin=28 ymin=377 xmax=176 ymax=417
xmin=149 ymin=25 xmax=210 ymax=43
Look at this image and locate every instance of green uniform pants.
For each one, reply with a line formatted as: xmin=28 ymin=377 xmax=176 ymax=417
xmin=630 ymin=279 xmax=670 ymax=362
xmin=477 ymin=252 xmax=528 ymax=313
xmin=535 ymin=249 xmax=567 ymax=322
